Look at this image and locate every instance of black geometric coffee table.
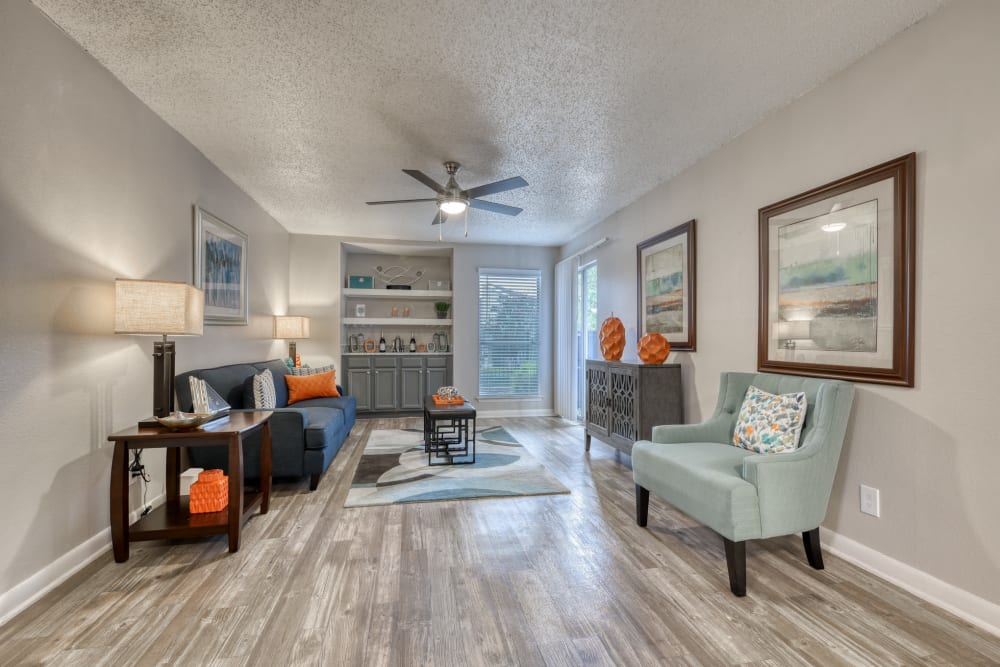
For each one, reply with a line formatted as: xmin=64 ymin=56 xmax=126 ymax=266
xmin=422 ymin=395 xmax=477 ymax=466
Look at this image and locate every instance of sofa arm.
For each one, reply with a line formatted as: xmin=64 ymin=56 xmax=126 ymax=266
xmin=652 ymin=414 xmax=732 ymax=444
xmin=740 ymin=439 xmax=829 ymax=537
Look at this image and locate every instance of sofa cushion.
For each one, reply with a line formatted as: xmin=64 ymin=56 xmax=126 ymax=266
xmin=300 ymin=406 xmax=346 ymax=450
xmin=252 ymin=369 xmax=277 ymax=409
xmin=252 ymin=360 xmax=291 ymax=407
xmin=732 ymin=385 xmax=807 ymax=454
xmin=193 ymin=363 xmax=258 ymax=409
xmin=287 ymin=370 xmax=340 ymax=404
xmin=632 ymin=440 xmax=761 ymax=542
xmin=292 ymin=395 xmax=356 ymax=427
xmin=287 ymin=363 xmax=336 ymax=376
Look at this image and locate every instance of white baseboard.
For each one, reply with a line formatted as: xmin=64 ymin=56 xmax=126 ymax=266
xmin=476 ymin=408 xmax=556 ymax=418
xmin=821 ymin=527 xmax=1000 ymax=637
xmin=0 ymin=493 xmax=165 ymax=627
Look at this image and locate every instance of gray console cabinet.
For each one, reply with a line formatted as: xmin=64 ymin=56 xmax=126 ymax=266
xmin=346 ymin=355 xmax=453 ymax=413
xmin=585 ymin=360 xmax=683 ymax=455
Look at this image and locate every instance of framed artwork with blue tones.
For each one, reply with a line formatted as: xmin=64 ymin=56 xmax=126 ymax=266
xmin=758 ymin=153 xmax=915 ymax=386
xmin=194 ymin=206 xmax=248 ymax=325
xmin=637 ymin=219 xmax=696 ymax=351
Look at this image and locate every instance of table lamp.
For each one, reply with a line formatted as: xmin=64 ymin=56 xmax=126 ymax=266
xmin=273 ymin=316 xmax=310 ymax=366
xmin=115 ymin=279 xmax=204 ymax=421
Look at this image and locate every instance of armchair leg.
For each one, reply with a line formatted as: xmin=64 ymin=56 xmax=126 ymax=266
xmin=635 ymin=485 xmax=649 ymax=527
xmin=309 ymin=473 xmax=321 ymax=491
xmin=723 ymin=538 xmax=746 ymax=597
xmin=803 ymin=528 xmax=824 ymax=570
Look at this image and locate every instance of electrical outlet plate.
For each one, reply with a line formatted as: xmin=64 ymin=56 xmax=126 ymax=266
xmin=860 ymin=484 xmax=880 ymax=517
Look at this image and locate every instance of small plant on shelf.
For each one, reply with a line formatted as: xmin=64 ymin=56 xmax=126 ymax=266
xmin=434 ymin=302 xmax=450 ymax=319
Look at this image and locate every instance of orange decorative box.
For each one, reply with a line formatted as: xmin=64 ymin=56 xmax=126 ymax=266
xmin=189 ymin=469 xmax=228 ymax=514
xmin=432 ymin=394 xmax=465 ymax=406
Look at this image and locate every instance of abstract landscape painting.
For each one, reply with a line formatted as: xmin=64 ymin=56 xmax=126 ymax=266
xmin=777 ymin=200 xmax=878 ymax=352
xmin=637 ymin=220 xmax=695 ymax=350
xmin=194 ymin=206 xmax=248 ymax=324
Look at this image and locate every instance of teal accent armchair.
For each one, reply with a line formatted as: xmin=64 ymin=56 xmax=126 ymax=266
xmin=632 ymin=372 xmax=855 ymax=596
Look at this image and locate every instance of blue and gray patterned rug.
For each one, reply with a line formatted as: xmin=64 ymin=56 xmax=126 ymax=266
xmin=344 ymin=426 xmax=569 ymax=507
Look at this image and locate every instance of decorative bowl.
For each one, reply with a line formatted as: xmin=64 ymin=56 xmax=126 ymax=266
xmin=156 ymin=412 xmax=216 ymax=430
xmin=436 ymin=386 xmax=459 ymax=400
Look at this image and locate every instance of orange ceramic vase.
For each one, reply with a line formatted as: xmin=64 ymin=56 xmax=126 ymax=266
xmin=637 ymin=332 xmax=670 ymax=364
xmin=599 ymin=315 xmax=626 ymax=361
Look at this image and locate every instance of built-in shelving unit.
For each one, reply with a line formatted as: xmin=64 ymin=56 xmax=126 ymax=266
xmin=340 ymin=242 xmax=455 ymax=413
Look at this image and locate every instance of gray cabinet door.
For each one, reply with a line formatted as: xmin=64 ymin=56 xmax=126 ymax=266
xmin=399 ymin=366 xmax=424 ymax=409
xmin=346 ymin=367 xmax=372 ymax=412
xmin=373 ymin=367 xmax=397 ymax=410
xmin=425 ymin=365 xmax=448 ymax=395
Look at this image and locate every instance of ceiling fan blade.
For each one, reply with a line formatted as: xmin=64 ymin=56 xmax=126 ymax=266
xmin=366 ymin=198 xmax=438 ymax=205
xmin=462 ymin=176 xmax=528 ymax=199
xmin=402 ymin=169 xmax=446 ymax=194
xmin=431 ymin=211 xmax=445 ymax=225
xmin=468 ymin=199 xmax=523 ymax=216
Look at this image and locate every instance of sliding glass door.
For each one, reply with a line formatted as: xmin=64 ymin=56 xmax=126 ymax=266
xmin=576 ymin=262 xmax=598 ymax=421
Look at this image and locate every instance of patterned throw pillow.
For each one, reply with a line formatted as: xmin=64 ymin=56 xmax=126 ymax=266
xmin=732 ymin=385 xmax=807 ymax=454
xmin=286 ymin=370 xmax=340 ymax=404
xmin=252 ymin=369 xmax=277 ymax=409
xmin=286 ymin=364 xmax=336 ymax=376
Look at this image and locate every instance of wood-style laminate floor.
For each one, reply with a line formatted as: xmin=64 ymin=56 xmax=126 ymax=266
xmin=2 ymin=417 xmax=998 ymax=666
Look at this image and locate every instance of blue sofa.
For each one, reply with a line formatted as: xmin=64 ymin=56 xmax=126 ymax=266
xmin=175 ymin=359 xmax=356 ymax=490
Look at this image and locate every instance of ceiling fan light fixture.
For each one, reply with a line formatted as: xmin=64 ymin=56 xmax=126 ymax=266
xmin=439 ymin=198 xmax=467 ymax=215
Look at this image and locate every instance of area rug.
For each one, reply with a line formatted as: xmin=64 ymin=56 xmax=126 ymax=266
xmin=344 ymin=426 xmax=569 ymax=507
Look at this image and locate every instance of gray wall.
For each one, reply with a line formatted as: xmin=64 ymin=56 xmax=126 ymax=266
xmin=0 ymin=0 xmax=291 ymax=614
xmin=562 ymin=0 xmax=1000 ymax=607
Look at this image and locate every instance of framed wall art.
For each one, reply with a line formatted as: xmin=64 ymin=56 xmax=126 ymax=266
xmin=194 ymin=206 xmax=249 ymax=325
xmin=637 ymin=219 xmax=696 ymax=351
xmin=758 ymin=153 xmax=915 ymax=386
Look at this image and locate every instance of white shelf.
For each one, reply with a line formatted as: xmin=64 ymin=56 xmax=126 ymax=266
xmin=343 ymin=318 xmax=452 ymax=326
xmin=343 ymin=288 xmax=452 ymax=300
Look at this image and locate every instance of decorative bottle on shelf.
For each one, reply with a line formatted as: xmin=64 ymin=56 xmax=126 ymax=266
xmin=409 ymin=335 xmax=417 ymax=353
xmin=378 ymin=331 xmax=386 ymax=353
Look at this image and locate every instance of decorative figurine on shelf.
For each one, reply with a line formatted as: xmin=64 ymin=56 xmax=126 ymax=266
xmin=637 ymin=332 xmax=670 ymax=364
xmin=599 ymin=313 xmax=626 ymax=361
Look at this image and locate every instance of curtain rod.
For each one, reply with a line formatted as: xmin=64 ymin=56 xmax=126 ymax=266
xmin=558 ymin=237 xmax=609 ymax=265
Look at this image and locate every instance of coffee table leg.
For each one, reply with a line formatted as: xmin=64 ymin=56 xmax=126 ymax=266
xmin=110 ymin=441 xmax=130 ymax=562
xmin=227 ymin=434 xmax=244 ymax=552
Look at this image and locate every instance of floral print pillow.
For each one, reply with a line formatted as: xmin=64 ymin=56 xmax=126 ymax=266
xmin=732 ymin=385 xmax=808 ymax=454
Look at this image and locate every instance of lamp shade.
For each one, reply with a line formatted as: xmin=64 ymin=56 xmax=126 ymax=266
xmin=273 ymin=315 xmax=310 ymax=339
xmin=114 ymin=279 xmax=204 ymax=336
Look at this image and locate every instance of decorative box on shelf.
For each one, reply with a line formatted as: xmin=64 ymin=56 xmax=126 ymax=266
xmin=428 ymin=279 xmax=450 ymax=290
xmin=348 ymin=275 xmax=374 ymax=289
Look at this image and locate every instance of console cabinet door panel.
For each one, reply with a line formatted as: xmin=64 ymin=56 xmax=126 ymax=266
xmin=346 ymin=368 xmax=372 ymax=412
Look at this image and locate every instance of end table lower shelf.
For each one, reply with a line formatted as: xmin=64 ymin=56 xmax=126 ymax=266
xmin=128 ymin=492 xmax=265 ymax=541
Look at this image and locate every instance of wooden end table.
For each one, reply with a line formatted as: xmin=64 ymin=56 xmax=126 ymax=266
xmin=107 ymin=411 xmax=273 ymax=562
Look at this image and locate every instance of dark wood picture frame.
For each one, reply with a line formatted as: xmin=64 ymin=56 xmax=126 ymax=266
xmin=637 ymin=220 xmax=696 ymax=351
xmin=758 ymin=153 xmax=915 ymax=386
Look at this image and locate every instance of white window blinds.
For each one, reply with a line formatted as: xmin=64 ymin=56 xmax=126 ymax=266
xmin=478 ymin=269 xmax=541 ymax=397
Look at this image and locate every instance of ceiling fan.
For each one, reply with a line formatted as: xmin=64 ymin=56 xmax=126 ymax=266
xmin=366 ymin=161 xmax=528 ymax=226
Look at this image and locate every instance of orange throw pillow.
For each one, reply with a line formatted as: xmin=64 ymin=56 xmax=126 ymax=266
xmin=285 ymin=370 xmax=339 ymax=404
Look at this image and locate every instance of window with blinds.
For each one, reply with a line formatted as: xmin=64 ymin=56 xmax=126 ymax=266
xmin=478 ymin=269 xmax=541 ymax=397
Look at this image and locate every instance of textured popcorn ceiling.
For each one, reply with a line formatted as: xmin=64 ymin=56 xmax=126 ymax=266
xmin=33 ymin=0 xmax=946 ymax=245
